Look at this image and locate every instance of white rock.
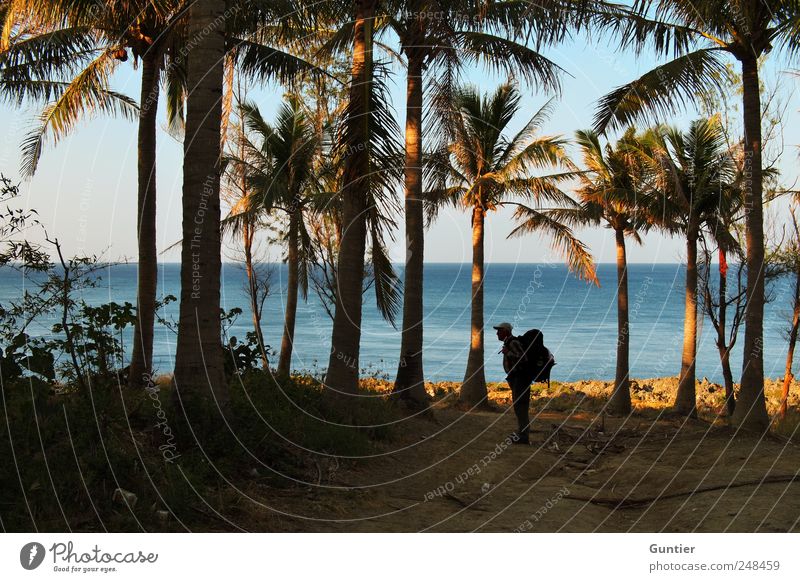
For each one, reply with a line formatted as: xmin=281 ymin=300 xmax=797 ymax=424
xmin=112 ymin=488 xmax=138 ymax=508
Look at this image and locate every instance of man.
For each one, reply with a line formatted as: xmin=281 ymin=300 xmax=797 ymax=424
xmin=494 ymin=322 xmax=531 ymax=445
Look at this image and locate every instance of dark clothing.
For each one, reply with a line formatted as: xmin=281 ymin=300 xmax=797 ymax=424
xmin=501 ymin=334 xmax=533 ymax=439
xmin=502 ymin=335 xmax=527 ymax=378
xmin=509 ymin=370 xmax=532 ymax=438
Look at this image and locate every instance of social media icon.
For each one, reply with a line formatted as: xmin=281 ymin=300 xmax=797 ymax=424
xmin=20 ymin=542 xmax=46 ymax=570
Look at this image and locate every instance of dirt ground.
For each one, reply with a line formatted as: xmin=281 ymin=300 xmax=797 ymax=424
xmin=226 ymin=378 xmax=800 ymax=532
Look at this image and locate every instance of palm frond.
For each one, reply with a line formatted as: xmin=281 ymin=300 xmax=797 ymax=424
xmin=454 ymin=31 xmax=566 ymax=93
xmin=495 ymin=97 xmax=557 ymax=168
xmin=232 ymin=38 xmax=325 ymax=85
xmin=163 ymin=49 xmax=186 ymax=137
xmin=593 ymin=48 xmax=726 ymax=133
xmin=509 ymin=203 xmax=598 ymax=285
xmin=0 ymin=26 xmax=98 ymax=102
xmin=502 ymin=174 xmax=581 ymax=205
xmin=20 ymin=51 xmax=137 ymax=176
xmin=368 ymin=223 xmax=401 ymax=326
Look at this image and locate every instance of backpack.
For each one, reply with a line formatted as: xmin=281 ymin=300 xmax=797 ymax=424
xmin=518 ymin=328 xmax=555 ymax=383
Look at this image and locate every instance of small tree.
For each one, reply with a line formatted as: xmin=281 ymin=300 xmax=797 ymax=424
xmin=0 ymin=174 xmax=48 ymax=270
xmin=699 ymin=239 xmax=745 ymax=416
xmin=779 ymin=206 xmax=800 ymax=418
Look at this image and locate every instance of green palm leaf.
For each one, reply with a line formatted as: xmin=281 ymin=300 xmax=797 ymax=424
xmin=20 ymin=50 xmax=137 ymax=176
xmin=509 ymin=203 xmax=598 ymax=285
xmin=593 ymin=48 xmax=727 ymax=132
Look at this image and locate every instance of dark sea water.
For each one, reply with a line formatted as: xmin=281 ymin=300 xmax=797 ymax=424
xmin=0 ymin=263 xmax=794 ymax=383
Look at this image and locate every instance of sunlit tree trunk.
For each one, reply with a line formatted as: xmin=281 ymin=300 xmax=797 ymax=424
xmin=460 ymin=205 xmax=487 ymax=406
xmin=324 ymin=0 xmax=375 ymax=404
xmin=173 ymin=0 xmax=229 ymax=425
xmin=733 ymin=55 xmax=769 ymax=430
xmin=393 ymin=51 xmax=428 ymax=407
xmin=609 ymin=227 xmax=631 ymax=414
xmin=780 ymin=268 xmax=800 ymax=418
xmin=129 ymin=51 xmax=160 ymax=389
xmin=278 ymin=211 xmax=300 ymax=376
xmin=674 ymin=221 xmax=699 ymax=416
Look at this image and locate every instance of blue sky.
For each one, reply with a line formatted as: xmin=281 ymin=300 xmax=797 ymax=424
xmin=1 ymin=29 xmax=798 ymax=266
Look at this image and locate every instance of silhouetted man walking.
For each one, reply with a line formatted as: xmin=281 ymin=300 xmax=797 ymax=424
xmin=494 ymin=322 xmax=531 ymax=444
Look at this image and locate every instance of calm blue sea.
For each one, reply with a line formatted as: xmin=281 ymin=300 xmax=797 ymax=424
xmin=0 ymin=263 xmax=794 ymax=383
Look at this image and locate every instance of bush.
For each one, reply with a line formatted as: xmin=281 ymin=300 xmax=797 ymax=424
xmin=230 ymin=371 xmax=395 ymax=461
xmin=0 ymin=371 xmax=396 ymax=531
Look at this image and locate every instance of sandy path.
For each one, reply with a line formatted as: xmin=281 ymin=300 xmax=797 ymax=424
xmin=234 ymin=398 xmax=800 ymax=532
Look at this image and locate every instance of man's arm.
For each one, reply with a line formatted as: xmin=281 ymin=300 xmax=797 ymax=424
xmin=506 ymin=339 xmax=526 ymax=373
xmin=507 ymin=339 xmax=525 ymax=359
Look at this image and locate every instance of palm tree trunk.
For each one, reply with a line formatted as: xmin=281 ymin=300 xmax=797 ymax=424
xmin=674 ymin=222 xmax=699 ymax=416
xmin=717 ymin=251 xmax=736 ymax=415
xmin=780 ymin=269 xmax=800 ymax=417
xmin=324 ymin=0 xmax=375 ymax=403
xmin=393 ymin=51 xmax=428 ymax=406
xmin=244 ymin=220 xmax=268 ymax=370
xmin=278 ymin=211 xmax=300 ymax=376
xmin=732 ymin=55 xmax=769 ymax=430
xmin=172 ymin=0 xmax=229 ymax=425
xmin=460 ymin=205 xmax=487 ymax=406
xmin=128 ymin=51 xmax=160 ymax=389
xmin=609 ymin=227 xmax=631 ymax=414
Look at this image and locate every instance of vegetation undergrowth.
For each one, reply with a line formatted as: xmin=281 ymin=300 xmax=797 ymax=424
xmin=0 ymin=370 xmax=397 ymax=532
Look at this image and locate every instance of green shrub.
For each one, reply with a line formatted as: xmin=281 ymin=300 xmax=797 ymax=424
xmin=0 ymin=371 xmax=396 ymax=531
xmin=230 ymin=371 xmax=395 ymax=461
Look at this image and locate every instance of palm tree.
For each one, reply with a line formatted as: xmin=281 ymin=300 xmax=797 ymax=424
xmin=172 ymin=0 xmax=228 ymax=422
xmin=641 ymin=119 xmax=738 ymax=416
xmin=1 ymin=1 xmax=185 ymax=389
xmin=384 ymin=0 xmax=578 ymax=407
xmin=321 ymin=0 xmax=375 ymax=404
xmin=535 ymin=128 xmax=654 ymax=414
xmin=593 ymin=0 xmax=800 ymax=430
xmin=432 ymin=84 xmax=593 ymax=406
xmin=321 ymin=0 xmax=404 ymax=405
xmin=2 ymin=0 xmax=321 ymax=389
xmin=224 ymin=98 xmax=319 ymax=377
xmin=222 ymin=99 xmax=271 ymax=370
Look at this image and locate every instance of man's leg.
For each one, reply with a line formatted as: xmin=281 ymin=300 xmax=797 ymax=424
xmin=510 ymin=376 xmax=530 ymax=443
xmin=519 ymin=379 xmax=531 ymax=435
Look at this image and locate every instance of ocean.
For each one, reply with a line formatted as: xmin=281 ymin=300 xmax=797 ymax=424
xmin=0 ymin=263 xmax=794 ymax=383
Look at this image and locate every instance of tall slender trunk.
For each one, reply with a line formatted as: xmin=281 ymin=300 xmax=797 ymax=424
xmin=674 ymin=222 xmax=699 ymax=416
xmin=609 ymin=227 xmax=631 ymax=414
xmin=236 ymin=93 xmax=266 ymax=370
xmin=733 ymin=55 xmax=769 ymax=430
xmin=780 ymin=269 xmax=800 ymax=417
xmin=393 ymin=51 xmax=428 ymax=406
xmin=717 ymin=251 xmax=736 ymax=415
xmin=129 ymin=51 xmax=160 ymax=389
xmin=278 ymin=211 xmax=300 ymax=376
xmin=243 ymin=220 xmax=268 ymax=370
xmin=172 ymin=0 xmax=228 ymax=426
xmin=324 ymin=0 xmax=375 ymax=403
xmin=460 ymin=205 xmax=487 ymax=406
